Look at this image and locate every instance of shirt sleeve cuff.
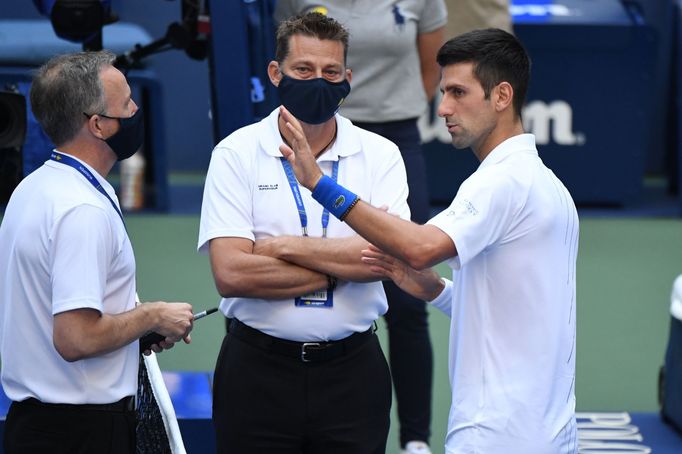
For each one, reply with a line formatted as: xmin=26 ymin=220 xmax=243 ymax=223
xmin=428 ymin=278 xmax=453 ymax=316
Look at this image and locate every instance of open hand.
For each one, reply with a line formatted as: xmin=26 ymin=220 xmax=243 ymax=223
xmin=361 ymin=244 xmax=444 ymax=302
xmin=278 ymin=106 xmax=324 ymax=190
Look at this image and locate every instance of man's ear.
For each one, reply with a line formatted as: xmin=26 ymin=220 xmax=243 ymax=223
xmin=268 ymin=61 xmax=282 ymax=87
xmin=345 ymin=68 xmax=352 ymax=84
xmin=494 ymin=81 xmax=514 ymax=112
xmin=85 ymin=114 xmax=106 ymax=140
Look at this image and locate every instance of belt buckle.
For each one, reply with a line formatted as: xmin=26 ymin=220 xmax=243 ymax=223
xmin=301 ymin=342 xmax=321 ymax=362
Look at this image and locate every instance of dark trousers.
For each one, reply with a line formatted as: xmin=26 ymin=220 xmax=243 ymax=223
xmin=213 ymin=324 xmax=392 ymax=453
xmin=3 ymin=397 xmax=136 ymax=454
xmin=354 ymin=118 xmax=434 ymax=447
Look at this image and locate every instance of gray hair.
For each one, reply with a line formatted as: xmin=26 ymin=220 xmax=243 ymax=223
xmin=30 ymin=51 xmax=116 ymax=146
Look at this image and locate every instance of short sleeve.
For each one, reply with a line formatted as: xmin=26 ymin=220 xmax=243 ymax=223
xmin=418 ymin=0 xmax=448 ymax=33
xmin=50 ymin=204 xmax=114 ymax=315
xmin=428 ymin=171 xmax=515 ymax=270
xmin=429 ymin=277 xmax=453 ymax=316
xmin=198 ymin=146 xmax=256 ymax=253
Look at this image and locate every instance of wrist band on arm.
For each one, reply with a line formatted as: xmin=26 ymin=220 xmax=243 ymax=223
xmin=312 ymin=175 xmax=360 ymax=221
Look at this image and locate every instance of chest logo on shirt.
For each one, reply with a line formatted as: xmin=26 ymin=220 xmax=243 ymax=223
xmin=258 ymin=184 xmax=279 ymax=191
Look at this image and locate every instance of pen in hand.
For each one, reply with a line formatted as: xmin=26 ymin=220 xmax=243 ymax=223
xmin=192 ymin=307 xmax=218 ymax=321
xmin=139 ymin=307 xmax=219 ymax=353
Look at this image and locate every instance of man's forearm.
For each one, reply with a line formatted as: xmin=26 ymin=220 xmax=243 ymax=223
xmin=254 ymin=235 xmax=381 ymax=282
xmin=212 ymin=251 xmax=328 ymax=299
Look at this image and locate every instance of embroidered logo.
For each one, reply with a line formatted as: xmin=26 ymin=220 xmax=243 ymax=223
xmin=447 ymin=199 xmax=478 ymax=217
xmin=258 ymin=184 xmax=278 ymax=191
xmin=333 ymin=195 xmax=346 ymax=208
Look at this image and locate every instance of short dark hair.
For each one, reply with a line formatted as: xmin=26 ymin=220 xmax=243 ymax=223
xmin=30 ymin=51 xmax=116 ymax=146
xmin=275 ymin=12 xmax=349 ymax=64
xmin=437 ymin=28 xmax=530 ymax=118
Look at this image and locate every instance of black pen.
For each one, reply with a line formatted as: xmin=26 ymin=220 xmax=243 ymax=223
xmin=139 ymin=307 xmax=219 ymax=352
xmin=193 ymin=307 xmax=219 ymax=321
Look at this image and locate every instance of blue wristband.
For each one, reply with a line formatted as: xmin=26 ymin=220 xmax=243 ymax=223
xmin=311 ymin=175 xmax=359 ymax=221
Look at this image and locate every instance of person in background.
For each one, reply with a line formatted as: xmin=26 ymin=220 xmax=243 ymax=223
xmin=0 ymin=51 xmax=194 ymax=454
xmin=274 ymin=2 xmax=447 ymax=453
xmin=199 ymin=13 xmax=411 ymax=453
xmin=277 ymin=28 xmax=579 ymax=454
xmin=444 ymin=0 xmax=512 ymax=38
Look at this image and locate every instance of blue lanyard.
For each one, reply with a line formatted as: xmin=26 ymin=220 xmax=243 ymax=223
xmin=280 ymin=158 xmax=338 ymax=237
xmin=49 ymin=151 xmax=125 ymax=226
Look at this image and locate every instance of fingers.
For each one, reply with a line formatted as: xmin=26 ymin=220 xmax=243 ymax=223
xmin=154 ymin=302 xmax=194 ymax=341
xmin=279 ymin=107 xmax=306 ymax=145
xmin=367 ymin=244 xmax=385 ymax=254
xmin=279 ymin=143 xmax=294 ymax=160
xmin=362 ymin=246 xmax=391 ymax=262
xmin=280 ymin=106 xmax=302 ymax=132
xmin=361 ymin=252 xmax=395 ymax=277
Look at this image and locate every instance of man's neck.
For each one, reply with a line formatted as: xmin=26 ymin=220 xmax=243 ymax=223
xmin=58 ymin=140 xmax=116 ymax=177
xmin=472 ymin=120 xmax=525 ymax=162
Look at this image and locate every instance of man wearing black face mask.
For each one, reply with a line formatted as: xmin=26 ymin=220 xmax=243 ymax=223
xmin=199 ymin=12 xmax=410 ymax=454
xmin=0 ymin=51 xmax=195 ymax=454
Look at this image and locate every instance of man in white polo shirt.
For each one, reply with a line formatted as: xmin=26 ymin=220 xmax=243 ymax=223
xmin=198 ymin=12 xmax=409 ymax=454
xmin=277 ymin=28 xmax=580 ymax=453
xmin=0 ymin=51 xmax=194 ymax=454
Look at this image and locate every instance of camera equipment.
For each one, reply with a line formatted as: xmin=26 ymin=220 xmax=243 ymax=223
xmin=0 ymin=90 xmax=26 ymax=150
xmin=114 ymin=0 xmax=209 ymax=70
xmin=0 ymin=87 xmax=27 ymax=205
xmin=33 ymin=0 xmax=117 ymax=51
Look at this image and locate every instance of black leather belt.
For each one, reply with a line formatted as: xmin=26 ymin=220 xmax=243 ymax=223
xmin=20 ymin=395 xmax=135 ymax=413
xmin=227 ymin=318 xmax=375 ymax=363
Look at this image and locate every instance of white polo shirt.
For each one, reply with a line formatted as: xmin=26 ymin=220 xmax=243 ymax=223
xmin=198 ymin=108 xmax=410 ymax=341
xmin=428 ymin=134 xmax=579 ymax=453
xmin=0 ymin=153 xmax=138 ymax=404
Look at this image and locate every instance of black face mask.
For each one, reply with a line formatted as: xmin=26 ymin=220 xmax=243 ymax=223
xmin=277 ymin=74 xmax=351 ymax=125
xmin=101 ymin=108 xmax=145 ymax=161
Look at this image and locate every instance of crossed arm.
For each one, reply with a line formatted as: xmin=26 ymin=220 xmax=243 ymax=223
xmin=209 ymin=234 xmax=380 ymax=300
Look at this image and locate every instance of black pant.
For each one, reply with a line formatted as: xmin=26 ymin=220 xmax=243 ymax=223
xmin=213 ymin=324 xmax=392 ymax=453
xmin=3 ymin=398 xmax=136 ymax=454
xmin=354 ymin=118 xmax=434 ymax=447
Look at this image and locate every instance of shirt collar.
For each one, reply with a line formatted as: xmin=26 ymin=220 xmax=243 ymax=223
xmin=47 ymin=149 xmax=115 ymax=194
xmin=259 ymin=108 xmax=363 ymax=162
xmin=478 ymin=133 xmax=538 ymax=169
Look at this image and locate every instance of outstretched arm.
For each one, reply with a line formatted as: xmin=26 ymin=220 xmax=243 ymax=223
xmin=278 ymin=106 xmax=457 ymax=269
